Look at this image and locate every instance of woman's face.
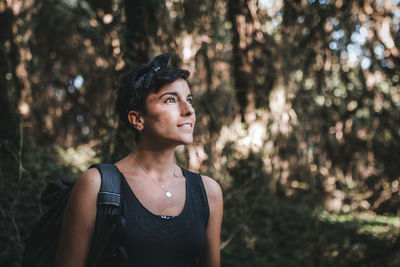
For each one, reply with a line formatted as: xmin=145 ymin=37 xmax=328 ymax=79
xmin=141 ymin=78 xmax=196 ymax=146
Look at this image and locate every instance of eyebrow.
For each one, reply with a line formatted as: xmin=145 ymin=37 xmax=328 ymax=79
xmin=158 ymin=91 xmax=193 ymax=99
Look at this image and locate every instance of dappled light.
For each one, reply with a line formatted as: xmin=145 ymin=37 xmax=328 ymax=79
xmin=1 ymin=0 xmax=400 ymax=266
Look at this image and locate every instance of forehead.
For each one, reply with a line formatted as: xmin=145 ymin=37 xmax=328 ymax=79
xmin=156 ymin=78 xmax=191 ymax=95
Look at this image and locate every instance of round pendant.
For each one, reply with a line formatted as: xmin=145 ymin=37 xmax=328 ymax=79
xmin=165 ymin=191 xmax=172 ymax=198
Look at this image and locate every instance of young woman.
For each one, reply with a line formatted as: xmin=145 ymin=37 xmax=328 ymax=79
xmin=54 ymin=53 xmax=223 ymax=267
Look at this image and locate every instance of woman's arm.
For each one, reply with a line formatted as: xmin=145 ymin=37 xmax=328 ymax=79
xmin=201 ymin=175 xmax=224 ymax=267
xmin=54 ymin=168 xmax=101 ymax=267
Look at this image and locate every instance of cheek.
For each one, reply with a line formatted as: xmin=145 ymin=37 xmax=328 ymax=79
xmin=146 ymin=111 xmax=177 ymax=131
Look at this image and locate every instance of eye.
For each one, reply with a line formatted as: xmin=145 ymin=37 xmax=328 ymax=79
xmin=164 ymin=97 xmax=176 ymax=103
xmin=187 ymin=98 xmax=193 ymax=104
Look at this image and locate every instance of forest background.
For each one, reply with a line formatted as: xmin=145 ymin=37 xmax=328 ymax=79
xmin=1 ymin=0 xmax=400 ymax=266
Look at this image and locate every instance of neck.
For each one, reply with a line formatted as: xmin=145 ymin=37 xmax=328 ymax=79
xmin=132 ymin=141 xmax=178 ymax=180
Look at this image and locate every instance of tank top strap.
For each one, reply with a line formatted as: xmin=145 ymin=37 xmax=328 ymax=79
xmin=181 ymin=168 xmax=210 ymax=225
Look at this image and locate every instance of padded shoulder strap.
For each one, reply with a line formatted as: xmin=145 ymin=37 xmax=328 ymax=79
xmin=90 ymin=164 xmax=121 ymax=208
xmin=86 ymin=164 xmax=122 ymax=267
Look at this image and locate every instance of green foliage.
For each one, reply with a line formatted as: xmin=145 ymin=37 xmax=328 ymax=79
xmin=220 ymin=152 xmax=400 ymax=266
xmin=0 ymin=129 xmax=96 ymax=266
xmin=222 ymin=198 xmax=400 ymax=267
xmin=1 ymin=0 xmax=400 ymax=266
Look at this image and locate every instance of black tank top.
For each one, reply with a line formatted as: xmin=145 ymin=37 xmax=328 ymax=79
xmin=118 ymin=167 xmax=210 ymax=267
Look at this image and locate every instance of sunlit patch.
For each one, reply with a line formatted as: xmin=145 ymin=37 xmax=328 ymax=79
xmin=56 ymin=145 xmax=98 ymax=173
xmin=73 ymin=75 xmax=84 ymax=89
xmin=19 ymin=102 xmax=30 ymax=116
xmin=103 ymin=14 xmax=113 ymax=24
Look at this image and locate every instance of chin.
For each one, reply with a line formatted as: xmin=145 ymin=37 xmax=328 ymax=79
xmin=179 ymin=138 xmax=193 ymax=145
xmin=176 ymin=135 xmax=193 ymax=145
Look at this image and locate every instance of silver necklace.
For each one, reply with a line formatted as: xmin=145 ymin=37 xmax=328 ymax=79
xmin=129 ymin=153 xmax=177 ymax=198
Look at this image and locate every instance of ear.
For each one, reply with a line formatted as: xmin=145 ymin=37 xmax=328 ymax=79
xmin=128 ymin=110 xmax=144 ymax=131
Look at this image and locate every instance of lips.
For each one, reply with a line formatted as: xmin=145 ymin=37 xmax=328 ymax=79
xmin=178 ymin=123 xmax=192 ymax=128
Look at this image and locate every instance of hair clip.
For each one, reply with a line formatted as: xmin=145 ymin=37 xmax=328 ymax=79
xmin=134 ymin=53 xmax=170 ymax=90
xmin=130 ymin=53 xmax=170 ymax=109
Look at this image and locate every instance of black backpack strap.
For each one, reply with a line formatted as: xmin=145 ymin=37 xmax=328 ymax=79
xmin=86 ymin=163 xmax=122 ymax=267
xmin=96 ymin=164 xmax=121 ymax=210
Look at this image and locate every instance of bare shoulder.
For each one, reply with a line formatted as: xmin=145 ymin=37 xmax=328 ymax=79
xmin=201 ymin=175 xmax=223 ymax=202
xmin=54 ymin=167 xmax=102 ymax=266
xmin=61 ymin=167 xmax=102 ymax=228
xmin=70 ymin=167 xmax=102 ymax=199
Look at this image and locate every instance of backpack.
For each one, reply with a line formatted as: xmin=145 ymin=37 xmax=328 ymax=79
xmin=21 ymin=164 xmax=122 ymax=267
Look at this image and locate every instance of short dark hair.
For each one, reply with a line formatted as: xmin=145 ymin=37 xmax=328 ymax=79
xmin=115 ymin=60 xmax=190 ymax=143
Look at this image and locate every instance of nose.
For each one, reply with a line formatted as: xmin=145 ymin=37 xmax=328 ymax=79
xmin=180 ymin=100 xmax=195 ymax=117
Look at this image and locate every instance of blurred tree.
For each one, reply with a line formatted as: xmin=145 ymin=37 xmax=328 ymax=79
xmin=0 ymin=6 xmax=19 ymax=140
xmin=1 ymin=0 xmax=400 ymax=266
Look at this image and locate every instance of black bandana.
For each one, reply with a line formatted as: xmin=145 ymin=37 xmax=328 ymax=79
xmin=129 ymin=53 xmax=170 ymax=109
